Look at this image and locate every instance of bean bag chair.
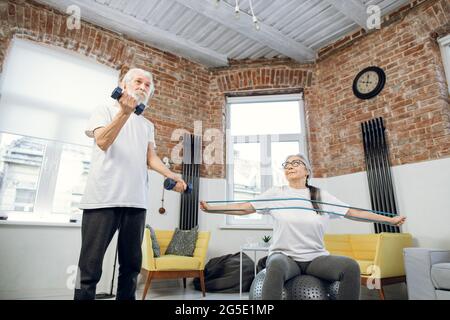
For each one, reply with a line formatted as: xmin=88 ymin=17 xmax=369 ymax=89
xmin=193 ymin=252 xmax=255 ymax=293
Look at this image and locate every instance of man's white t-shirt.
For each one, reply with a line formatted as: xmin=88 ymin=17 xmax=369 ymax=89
xmin=79 ymin=103 xmax=156 ymax=210
xmin=251 ymin=186 xmax=349 ymax=262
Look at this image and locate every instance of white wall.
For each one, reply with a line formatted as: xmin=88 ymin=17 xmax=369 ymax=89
xmin=1 ymin=157 xmax=449 ymax=299
xmin=193 ymin=157 xmax=450 ymax=258
xmin=312 ymin=173 xmax=374 ymax=234
xmin=390 ymin=157 xmax=450 ymax=248
xmin=313 ymin=157 xmax=450 ymax=249
xmin=0 ymin=224 xmax=116 ymax=299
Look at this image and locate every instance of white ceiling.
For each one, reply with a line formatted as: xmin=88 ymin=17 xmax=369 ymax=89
xmin=37 ymin=0 xmax=411 ymax=67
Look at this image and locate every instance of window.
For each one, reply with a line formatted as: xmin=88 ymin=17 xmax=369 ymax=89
xmin=438 ymin=34 xmax=450 ymax=94
xmin=0 ymin=132 xmax=92 ymax=222
xmin=225 ymin=94 xmax=307 ymax=228
xmin=15 ymin=189 xmax=37 ymax=209
xmin=52 ymin=144 xmax=91 ymax=215
xmin=0 ymin=38 xmax=119 ymax=223
xmin=0 ymin=134 xmax=44 ymax=214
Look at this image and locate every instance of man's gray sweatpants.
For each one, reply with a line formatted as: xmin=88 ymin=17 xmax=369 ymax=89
xmin=74 ymin=207 xmax=146 ymax=300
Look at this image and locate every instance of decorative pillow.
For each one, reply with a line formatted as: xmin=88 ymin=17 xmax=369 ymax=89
xmin=165 ymin=226 xmax=199 ymax=257
xmin=145 ymin=225 xmax=161 ymax=257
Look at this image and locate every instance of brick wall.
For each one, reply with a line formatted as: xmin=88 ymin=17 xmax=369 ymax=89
xmin=1 ymin=0 xmax=449 ymax=179
xmin=306 ymin=0 xmax=450 ymax=177
xmin=207 ymin=59 xmax=316 ymax=177
xmin=208 ymin=0 xmax=450 ymax=178
xmin=0 ymin=0 xmax=212 ymax=176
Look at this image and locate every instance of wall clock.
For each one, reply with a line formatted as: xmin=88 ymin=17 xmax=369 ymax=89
xmin=353 ymin=66 xmax=386 ymax=100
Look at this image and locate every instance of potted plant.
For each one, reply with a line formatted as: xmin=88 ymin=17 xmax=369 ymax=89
xmin=261 ymin=235 xmax=272 ymax=247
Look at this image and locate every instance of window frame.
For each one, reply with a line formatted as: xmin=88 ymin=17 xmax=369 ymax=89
xmin=0 ymin=132 xmax=91 ymax=224
xmin=438 ymin=34 xmax=450 ymax=94
xmin=224 ymin=93 xmax=307 ymax=229
xmin=0 ymin=38 xmax=118 ymax=225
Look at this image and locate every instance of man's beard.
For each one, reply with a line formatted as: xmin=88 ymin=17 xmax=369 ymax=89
xmin=127 ymin=89 xmax=150 ymax=106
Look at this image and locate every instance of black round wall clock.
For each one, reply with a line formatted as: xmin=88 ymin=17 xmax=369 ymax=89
xmin=352 ymin=66 xmax=386 ymax=100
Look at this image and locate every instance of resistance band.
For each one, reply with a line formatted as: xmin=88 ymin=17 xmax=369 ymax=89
xmin=204 ymin=198 xmax=400 ymax=226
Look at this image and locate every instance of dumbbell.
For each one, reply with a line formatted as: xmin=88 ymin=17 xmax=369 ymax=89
xmin=164 ymin=178 xmax=192 ymax=194
xmin=111 ymin=87 xmax=145 ymax=115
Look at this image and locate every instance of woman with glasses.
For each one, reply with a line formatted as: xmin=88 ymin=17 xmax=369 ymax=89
xmin=200 ymin=153 xmax=406 ymax=300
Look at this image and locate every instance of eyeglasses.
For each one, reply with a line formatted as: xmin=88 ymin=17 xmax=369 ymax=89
xmin=282 ymin=160 xmax=306 ymax=169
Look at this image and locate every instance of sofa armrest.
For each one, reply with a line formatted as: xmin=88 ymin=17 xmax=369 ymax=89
xmin=141 ymin=229 xmax=156 ymax=271
xmin=403 ymin=248 xmax=450 ymax=300
xmin=373 ymin=233 xmax=413 ymax=278
xmin=193 ymin=231 xmax=211 ymax=270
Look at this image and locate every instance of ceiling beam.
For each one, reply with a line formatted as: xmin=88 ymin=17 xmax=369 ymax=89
xmin=324 ymin=0 xmax=370 ymax=31
xmin=172 ymin=0 xmax=316 ymax=62
xmin=36 ymin=0 xmax=230 ymax=67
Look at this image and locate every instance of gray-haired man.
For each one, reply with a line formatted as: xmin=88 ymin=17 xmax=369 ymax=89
xmin=74 ymin=68 xmax=186 ymax=300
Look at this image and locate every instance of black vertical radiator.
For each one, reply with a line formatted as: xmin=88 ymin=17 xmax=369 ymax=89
xmin=361 ymin=117 xmax=400 ymax=233
xmin=179 ymin=133 xmax=201 ymax=230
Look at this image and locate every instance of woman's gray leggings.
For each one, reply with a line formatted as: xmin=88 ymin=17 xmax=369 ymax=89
xmin=262 ymin=253 xmax=361 ymax=300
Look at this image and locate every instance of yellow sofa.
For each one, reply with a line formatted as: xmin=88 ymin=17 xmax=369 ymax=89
xmin=324 ymin=232 xmax=413 ymax=299
xmin=141 ymin=229 xmax=211 ymax=300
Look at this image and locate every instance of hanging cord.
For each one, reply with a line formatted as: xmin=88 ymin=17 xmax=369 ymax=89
xmin=248 ymin=0 xmax=260 ymax=30
xmin=159 ymin=157 xmax=172 ymax=214
xmin=159 ymin=184 xmax=166 ymax=214
xmin=234 ymin=0 xmax=240 ymax=18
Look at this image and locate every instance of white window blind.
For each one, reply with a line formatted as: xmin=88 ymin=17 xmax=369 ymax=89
xmin=0 ymin=38 xmax=119 ymax=147
xmin=0 ymin=38 xmax=119 ymax=223
xmin=225 ymin=94 xmax=307 ymax=229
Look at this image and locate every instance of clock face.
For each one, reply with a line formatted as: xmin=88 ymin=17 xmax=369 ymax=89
xmin=353 ymin=66 xmax=386 ymax=100
xmin=356 ymin=71 xmax=379 ymax=94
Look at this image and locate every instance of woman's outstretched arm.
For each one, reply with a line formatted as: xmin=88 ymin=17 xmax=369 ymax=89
xmin=200 ymin=201 xmax=256 ymax=216
xmin=346 ymin=208 xmax=406 ymax=226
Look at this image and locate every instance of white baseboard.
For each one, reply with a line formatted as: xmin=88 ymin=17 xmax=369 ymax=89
xmin=0 ymin=288 xmax=73 ymax=300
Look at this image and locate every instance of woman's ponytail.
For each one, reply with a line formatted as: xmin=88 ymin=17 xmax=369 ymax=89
xmin=306 ymin=176 xmax=322 ymax=215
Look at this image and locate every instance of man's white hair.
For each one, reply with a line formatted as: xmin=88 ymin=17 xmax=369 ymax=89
xmin=122 ymin=68 xmax=155 ymax=98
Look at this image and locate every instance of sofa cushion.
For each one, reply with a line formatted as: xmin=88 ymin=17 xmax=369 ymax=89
xmin=155 ymin=255 xmax=201 ymax=270
xmin=165 ymin=226 xmax=199 ymax=256
xmin=155 ymin=230 xmax=176 ymax=254
xmin=356 ymin=260 xmax=375 ymax=275
xmin=436 ymin=290 xmax=450 ymax=300
xmin=324 ymin=234 xmax=353 ymax=257
xmin=431 ymin=263 xmax=450 ymax=290
xmin=145 ymin=225 xmax=161 ymax=257
xmin=350 ymin=234 xmax=378 ymax=261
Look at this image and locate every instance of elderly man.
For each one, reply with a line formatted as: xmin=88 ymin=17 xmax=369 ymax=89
xmin=74 ymin=68 xmax=187 ymax=300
